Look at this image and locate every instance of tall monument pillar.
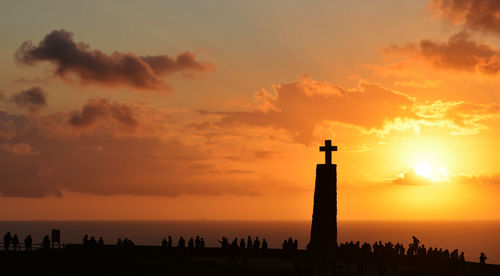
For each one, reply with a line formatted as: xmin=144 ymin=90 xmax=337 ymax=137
xmin=310 ymin=140 xmax=337 ymax=260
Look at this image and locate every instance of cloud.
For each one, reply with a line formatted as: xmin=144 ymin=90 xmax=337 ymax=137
xmin=15 ymin=29 xmax=214 ymax=90
xmin=202 ymin=78 xmax=416 ymax=143
xmin=452 ymin=173 xmax=500 ymax=185
xmin=413 ymin=100 xmax=500 ymax=135
xmin=0 ymin=142 xmax=39 ymax=155
xmin=390 ymin=168 xmax=432 ymax=186
xmin=69 ymin=98 xmax=138 ymax=130
xmin=429 ymin=0 xmax=500 ymax=34
xmin=384 ymin=31 xmax=500 ymax=75
xmin=254 ymin=150 xmax=278 ymax=159
xmin=8 ymin=87 xmax=48 ymax=112
xmin=14 ymin=78 xmax=47 ymax=85
xmin=0 ymin=108 xmax=267 ymax=198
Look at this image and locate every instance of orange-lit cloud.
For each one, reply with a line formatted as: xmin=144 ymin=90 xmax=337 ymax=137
xmin=202 ymin=78 xmax=416 ymax=144
xmin=0 ymin=142 xmax=39 ymax=156
xmin=390 ymin=168 xmax=432 ymax=186
xmin=0 ymin=103 xmax=293 ymax=198
xmin=15 ymin=30 xmax=214 ymax=91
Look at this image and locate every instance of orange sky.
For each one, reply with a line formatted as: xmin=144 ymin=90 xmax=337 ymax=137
xmin=1 ymin=0 xmax=500 ymax=220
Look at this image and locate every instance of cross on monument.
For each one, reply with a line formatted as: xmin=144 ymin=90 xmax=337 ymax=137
xmin=319 ymin=140 xmax=337 ymax=165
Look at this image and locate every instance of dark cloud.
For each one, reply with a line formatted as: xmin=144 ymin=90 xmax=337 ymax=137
xmin=9 ymin=87 xmax=48 ymax=112
xmin=384 ymin=31 xmax=500 ymax=74
xmin=69 ymin=98 xmax=138 ymax=129
xmin=429 ymin=0 xmax=500 ymax=34
xmin=15 ymin=29 xmax=214 ymax=90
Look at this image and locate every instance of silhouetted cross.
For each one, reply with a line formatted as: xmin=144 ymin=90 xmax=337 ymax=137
xmin=320 ymin=140 xmax=337 ymax=165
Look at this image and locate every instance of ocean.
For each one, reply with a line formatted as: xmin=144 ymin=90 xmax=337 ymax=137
xmin=0 ymin=220 xmax=498 ymax=264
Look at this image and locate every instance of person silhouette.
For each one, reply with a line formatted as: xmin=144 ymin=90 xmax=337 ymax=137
xmin=168 ymin=236 xmax=173 ymax=248
xmin=83 ymin=234 xmax=89 ymax=245
xmin=3 ymin=232 xmax=11 ymax=251
xmin=247 ymin=236 xmax=252 ymax=249
xmin=178 ymin=236 xmax=185 ymax=248
xmin=253 ymin=237 xmax=260 ymax=249
xmin=219 ymin=236 xmax=229 ymax=248
xmin=200 ymin=237 xmax=205 ymax=248
xmin=195 ymin=236 xmax=201 ymax=248
xmin=117 ymin=238 xmax=123 ymax=246
xmin=162 ymin=238 xmax=167 ymax=247
xmin=231 ymin=238 xmax=238 ymax=248
xmin=480 ymin=252 xmax=487 ymax=264
xmin=24 ymin=234 xmax=32 ymax=251
xmin=12 ymin=234 xmax=19 ymax=251
xmin=293 ymin=240 xmax=298 ymax=250
xmin=460 ymin=252 xmax=465 ymax=263
xmin=239 ymin=238 xmax=245 ymax=249
xmin=98 ymin=237 xmax=104 ymax=246
xmin=261 ymin=238 xmax=268 ymax=249
xmin=42 ymin=235 xmax=50 ymax=250
xmin=90 ymin=236 xmax=97 ymax=246
xmin=188 ymin=237 xmax=194 ymax=249
xmin=412 ymin=236 xmax=420 ymax=247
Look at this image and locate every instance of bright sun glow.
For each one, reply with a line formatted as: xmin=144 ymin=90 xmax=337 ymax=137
xmin=414 ymin=162 xmax=433 ymax=178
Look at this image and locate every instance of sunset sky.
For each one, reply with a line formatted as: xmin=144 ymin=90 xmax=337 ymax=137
xmin=1 ymin=0 xmax=500 ymax=220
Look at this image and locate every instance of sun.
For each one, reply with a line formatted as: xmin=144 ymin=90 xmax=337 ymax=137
xmin=414 ymin=162 xmax=433 ymax=178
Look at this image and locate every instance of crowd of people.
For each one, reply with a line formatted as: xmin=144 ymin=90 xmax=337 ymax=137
xmin=82 ymin=235 xmax=105 ymax=246
xmin=1 ymin=231 xmax=491 ymax=266
xmin=336 ymin=236 xmax=489 ymax=268
xmin=216 ymin=236 xmax=268 ymax=249
xmin=2 ymin=232 xmax=50 ymax=251
xmin=159 ymin=236 xmax=205 ymax=249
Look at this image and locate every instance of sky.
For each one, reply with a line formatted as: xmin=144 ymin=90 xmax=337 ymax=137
xmin=1 ymin=0 xmax=500 ymax=220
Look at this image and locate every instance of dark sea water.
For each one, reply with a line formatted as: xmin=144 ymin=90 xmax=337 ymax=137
xmin=0 ymin=220 xmax=498 ymax=264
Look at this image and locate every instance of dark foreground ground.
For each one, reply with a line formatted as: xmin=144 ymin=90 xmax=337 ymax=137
xmin=0 ymin=245 xmax=499 ymax=276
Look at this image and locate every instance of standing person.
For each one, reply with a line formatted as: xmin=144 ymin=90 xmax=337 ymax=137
xmin=24 ymin=235 xmax=32 ymax=251
xmin=239 ymin=238 xmax=245 ymax=249
xmin=480 ymin=252 xmax=487 ymax=264
xmin=195 ymin=236 xmax=201 ymax=249
xmin=178 ymin=236 xmax=185 ymax=248
xmin=253 ymin=237 xmax=260 ymax=249
xmin=3 ymin=232 xmax=12 ymax=251
xmin=167 ymin=236 xmax=173 ymax=248
xmin=247 ymin=236 xmax=252 ymax=249
xmin=12 ymin=234 xmax=20 ymax=251
xmin=261 ymin=238 xmax=268 ymax=250
xmin=42 ymin=235 xmax=50 ymax=250
xmin=188 ymin=237 xmax=194 ymax=249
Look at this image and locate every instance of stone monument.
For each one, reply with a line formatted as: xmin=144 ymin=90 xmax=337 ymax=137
xmin=309 ymin=139 xmax=337 ymax=261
